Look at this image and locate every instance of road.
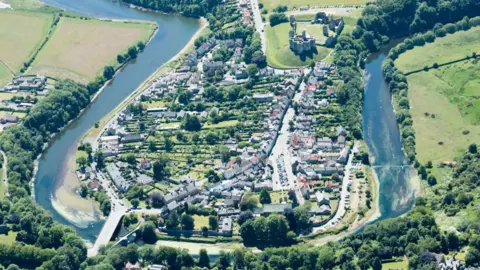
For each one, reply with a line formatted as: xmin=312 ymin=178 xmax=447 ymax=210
xmin=0 ymin=150 xmax=8 ymax=198
xmin=249 ymin=0 xmax=266 ymax=53
xmin=268 ymin=89 xmax=305 ymax=204
xmin=313 ymin=145 xmax=355 ymax=232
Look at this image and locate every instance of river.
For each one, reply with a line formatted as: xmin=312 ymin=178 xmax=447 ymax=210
xmin=34 ymin=0 xmax=200 ymax=244
xmin=34 ymin=0 xmax=416 ymax=246
xmin=362 ymin=50 xmax=417 ymax=220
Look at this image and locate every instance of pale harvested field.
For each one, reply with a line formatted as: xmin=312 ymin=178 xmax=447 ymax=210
xmin=0 ymin=11 xmax=51 ymax=71
xmin=29 ymin=17 xmax=154 ymax=83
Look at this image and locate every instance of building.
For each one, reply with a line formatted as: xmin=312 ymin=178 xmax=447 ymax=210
xmin=315 ymin=191 xmax=330 ymax=206
xmin=0 ymin=114 xmax=19 ymax=124
xmin=106 ymin=164 xmax=130 ymax=192
xmin=252 ymin=93 xmax=274 ymax=103
xmin=254 ymin=203 xmax=292 ymax=215
xmin=289 ymin=23 xmax=316 ymax=54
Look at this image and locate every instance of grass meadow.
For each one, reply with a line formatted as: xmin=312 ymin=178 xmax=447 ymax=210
xmin=28 ymin=17 xmax=155 ymax=83
xmin=265 ymin=22 xmax=331 ymax=68
xmin=395 ymin=26 xmax=480 ymax=72
xmin=0 ymin=61 xmax=13 ymax=86
xmin=395 ymin=27 xmax=480 ymax=164
xmin=259 ymin=0 xmax=368 ymax=12
xmin=0 ymin=11 xmax=52 ymax=73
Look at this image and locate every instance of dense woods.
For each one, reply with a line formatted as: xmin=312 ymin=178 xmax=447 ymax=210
xmin=122 ymin=0 xmax=222 ymax=18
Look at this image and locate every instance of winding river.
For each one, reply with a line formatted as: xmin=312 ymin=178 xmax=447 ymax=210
xmin=34 ymin=0 xmax=200 ymax=243
xmin=33 ymin=0 xmax=416 ymax=245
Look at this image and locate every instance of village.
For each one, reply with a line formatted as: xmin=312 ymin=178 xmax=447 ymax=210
xmin=72 ymin=0 xmax=374 ymax=243
xmin=0 ymin=75 xmax=51 ymax=131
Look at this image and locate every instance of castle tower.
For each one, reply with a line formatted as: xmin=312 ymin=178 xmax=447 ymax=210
xmin=302 ymin=29 xmax=307 ymax=40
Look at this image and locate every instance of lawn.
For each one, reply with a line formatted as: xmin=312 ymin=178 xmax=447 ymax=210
xmin=395 ymin=26 xmax=480 ymax=73
xmin=259 ymin=0 xmax=368 ymax=12
xmin=265 ymin=22 xmax=331 ymax=68
xmin=28 ymin=17 xmax=155 ymax=83
xmin=302 ymin=24 xmax=335 ymax=44
xmin=0 ymin=232 xmax=17 ymax=244
xmin=382 ymin=260 xmax=407 ymax=270
xmin=193 ymin=215 xmax=209 ymax=230
xmin=203 ymin=120 xmax=239 ymax=129
xmin=0 ymin=11 xmax=52 ymax=73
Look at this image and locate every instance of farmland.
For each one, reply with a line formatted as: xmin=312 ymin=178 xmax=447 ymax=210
xmin=394 ymin=27 xmax=480 ymax=164
xmin=28 ymin=18 xmax=155 ymax=83
xmin=265 ymin=22 xmax=331 ymax=68
xmin=0 ymin=11 xmax=52 ymax=73
xmin=259 ymin=0 xmax=368 ymax=12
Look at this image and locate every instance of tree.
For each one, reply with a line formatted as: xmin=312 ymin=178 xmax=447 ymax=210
xmin=164 ymin=136 xmax=173 ymax=152
xmin=128 ymin=46 xmax=138 ymax=59
xmin=126 ymin=153 xmax=136 ymax=164
xmin=469 ymin=143 xmax=477 ymax=154
xmin=76 ymin=156 xmax=87 ymax=169
xmin=237 ymin=210 xmax=254 ymax=225
xmin=166 ymin=211 xmax=179 ymax=229
xmin=240 ymin=192 xmax=258 ymax=210
xmin=246 ymin=64 xmax=258 ymax=78
xmin=205 ymin=132 xmax=219 ymax=145
xmin=182 ymin=114 xmax=202 ymax=131
xmin=269 ymin=13 xmax=288 ymax=26
xmin=101 ymin=200 xmax=111 ymax=216
xmin=79 ymin=183 xmax=88 ymax=198
xmin=103 ymin=66 xmax=115 ymax=80
xmin=95 ymin=151 xmax=105 ymax=169
xmin=427 ymin=174 xmax=437 ymax=186
xmin=447 ymin=232 xmax=460 ymax=250
xmin=149 ymin=192 xmax=164 ymax=208
xmin=209 ymin=215 xmax=218 ymax=230
xmin=117 ymin=54 xmax=125 ymax=64
xmin=181 ymin=214 xmax=195 ymax=230
xmin=198 ymin=248 xmax=210 ymax=268
xmin=153 ymin=158 xmax=170 ymax=181
xmin=259 ymin=189 xmax=271 ymax=204
xmin=240 ymin=219 xmax=256 ymax=246
xmin=142 ymin=222 xmax=157 ymax=244
xmin=137 ymin=41 xmax=145 ymax=50
xmin=215 ymin=251 xmax=231 ymax=270
xmin=131 ymin=199 xmax=140 ymax=209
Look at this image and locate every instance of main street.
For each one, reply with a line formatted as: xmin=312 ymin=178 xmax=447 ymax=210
xmin=269 ymin=89 xmax=305 ymax=205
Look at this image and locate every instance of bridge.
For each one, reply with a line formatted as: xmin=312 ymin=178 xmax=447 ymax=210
xmin=87 ymin=207 xmax=126 ymax=257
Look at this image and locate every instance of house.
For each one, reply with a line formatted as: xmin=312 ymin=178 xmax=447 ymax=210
xmin=124 ymin=261 xmax=141 ymax=270
xmin=310 ymin=205 xmax=331 ymax=215
xmin=148 ymin=265 xmax=167 ymax=270
xmin=315 ymin=191 xmax=330 ymax=206
xmin=137 ymin=174 xmax=153 ymax=185
xmin=254 ymin=203 xmax=292 ymax=215
xmin=219 ymin=217 xmax=233 ymax=235
xmin=121 ymin=134 xmax=144 ymax=143
xmin=235 ymin=69 xmax=248 ymax=79
xmin=203 ymin=60 xmax=224 ymax=72
xmin=0 ymin=114 xmax=19 ymax=124
xmin=252 ymin=93 xmax=274 ymax=103
xmin=106 ymin=164 xmax=130 ymax=192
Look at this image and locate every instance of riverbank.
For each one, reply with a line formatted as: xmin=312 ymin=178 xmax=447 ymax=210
xmin=51 ymin=18 xmax=209 ymax=227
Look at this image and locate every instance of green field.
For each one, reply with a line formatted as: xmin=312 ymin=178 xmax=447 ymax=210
xmin=28 ymin=17 xmax=155 ymax=83
xmin=0 ymin=232 xmax=17 ymax=244
xmin=395 ymin=27 xmax=480 ymax=164
xmin=395 ymin=26 xmax=480 ymax=72
xmin=265 ymin=23 xmax=331 ymax=68
xmin=0 ymin=11 xmax=52 ymax=73
xmin=402 ymin=64 xmax=480 ymax=164
xmin=382 ymin=260 xmax=407 ymax=270
xmin=259 ymin=0 xmax=368 ymax=12
xmin=0 ymin=61 xmax=13 ymax=86
xmin=193 ymin=215 xmax=209 ymax=230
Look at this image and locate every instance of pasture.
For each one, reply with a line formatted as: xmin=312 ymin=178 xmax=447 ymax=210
xmin=0 ymin=11 xmax=52 ymax=73
xmin=395 ymin=26 xmax=480 ymax=72
xmin=259 ymin=0 xmax=368 ymax=12
xmin=395 ymin=27 xmax=480 ymax=164
xmin=28 ymin=17 xmax=155 ymax=83
xmin=402 ymin=63 xmax=480 ymax=164
xmin=265 ymin=23 xmax=331 ymax=68
xmin=0 ymin=61 xmax=13 ymax=86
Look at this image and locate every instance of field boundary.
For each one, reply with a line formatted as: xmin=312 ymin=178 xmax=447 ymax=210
xmin=404 ymin=52 xmax=479 ymax=76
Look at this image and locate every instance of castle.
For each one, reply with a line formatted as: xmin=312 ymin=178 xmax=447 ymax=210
xmin=289 ymin=23 xmax=316 ymax=54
